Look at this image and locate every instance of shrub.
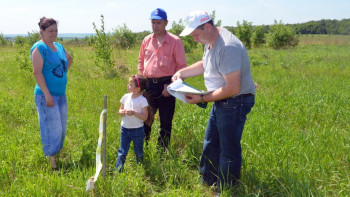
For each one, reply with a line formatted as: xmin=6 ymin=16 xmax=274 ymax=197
xmin=169 ymin=19 xmax=198 ymax=53
xmin=266 ymin=20 xmax=299 ymax=49
xmin=92 ymin=15 xmax=114 ymax=73
xmin=27 ymin=31 xmax=40 ymax=46
xmin=0 ymin=33 xmax=10 ymax=46
xmin=252 ymin=25 xmax=266 ymax=47
xmin=112 ymin=23 xmax=136 ymax=50
xmin=14 ymin=36 xmax=32 ymax=72
xmin=236 ymin=20 xmax=253 ymax=49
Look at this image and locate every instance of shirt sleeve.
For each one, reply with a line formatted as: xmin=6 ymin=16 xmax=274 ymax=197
xmin=173 ymin=38 xmax=187 ymax=71
xmin=120 ymin=94 xmax=126 ymax=105
xmin=218 ymin=45 xmax=242 ymax=75
xmin=140 ymin=97 xmax=149 ymax=108
xmin=137 ymin=38 xmax=146 ymax=74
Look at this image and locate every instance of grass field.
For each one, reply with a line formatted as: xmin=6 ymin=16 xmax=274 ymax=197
xmin=0 ymin=35 xmax=349 ymax=196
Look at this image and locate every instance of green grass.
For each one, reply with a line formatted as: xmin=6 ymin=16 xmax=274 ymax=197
xmin=1 ymin=35 xmax=349 ymax=196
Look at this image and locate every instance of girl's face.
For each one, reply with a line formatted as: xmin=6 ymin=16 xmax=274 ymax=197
xmin=127 ymin=78 xmax=140 ymax=93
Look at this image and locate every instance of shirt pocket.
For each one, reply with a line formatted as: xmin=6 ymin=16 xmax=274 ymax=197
xmin=160 ymin=54 xmax=172 ymax=70
xmin=144 ymin=49 xmax=153 ymax=61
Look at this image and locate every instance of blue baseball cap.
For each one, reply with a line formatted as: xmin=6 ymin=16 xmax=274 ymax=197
xmin=150 ymin=8 xmax=167 ymax=20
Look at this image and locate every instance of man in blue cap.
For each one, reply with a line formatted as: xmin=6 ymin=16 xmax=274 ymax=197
xmin=138 ymin=8 xmax=187 ymax=149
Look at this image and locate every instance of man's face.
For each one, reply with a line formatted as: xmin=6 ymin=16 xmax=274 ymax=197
xmin=190 ymin=25 xmax=210 ymax=45
xmin=151 ymin=19 xmax=168 ymax=35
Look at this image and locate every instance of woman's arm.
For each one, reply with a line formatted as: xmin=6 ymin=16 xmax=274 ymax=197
xmin=32 ymin=47 xmax=54 ymax=107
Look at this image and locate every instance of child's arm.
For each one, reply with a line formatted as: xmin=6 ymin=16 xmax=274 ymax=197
xmin=119 ymin=104 xmax=126 ymax=116
xmin=125 ymin=106 xmax=148 ymax=121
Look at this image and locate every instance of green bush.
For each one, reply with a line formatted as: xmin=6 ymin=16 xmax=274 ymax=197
xmin=0 ymin=33 xmax=10 ymax=46
xmin=112 ymin=23 xmax=136 ymax=50
xmin=14 ymin=36 xmax=32 ymax=73
xmin=169 ymin=19 xmax=198 ymax=53
xmin=27 ymin=31 xmax=40 ymax=46
xmin=92 ymin=15 xmax=114 ymax=73
xmin=252 ymin=25 xmax=266 ymax=47
xmin=236 ymin=20 xmax=253 ymax=49
xmin=266 ymin=20 xmax=299 ymax=49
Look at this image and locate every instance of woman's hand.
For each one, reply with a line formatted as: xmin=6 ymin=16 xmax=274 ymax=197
xmin=45 ymin=94 xmax=54 ymax=107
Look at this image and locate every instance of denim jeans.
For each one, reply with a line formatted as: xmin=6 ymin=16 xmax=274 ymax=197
xmin=35 ymin=94 xmax=67 ymax=156
xmin=199 ymin=94 xmax=255 ymax=189
xmin=115 ymin=126 xmax=145 ymax=171
xmin=144 ymin=78 xmax=175 ymax=148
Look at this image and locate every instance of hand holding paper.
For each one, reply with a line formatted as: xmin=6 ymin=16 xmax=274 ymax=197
xmin=167 ymin=79 xmax=211 ymax=108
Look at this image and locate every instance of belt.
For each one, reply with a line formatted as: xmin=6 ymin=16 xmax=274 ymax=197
xmin=220 ymin=93 xmax=254 ymax=102
xmin=147 ymin=76 xmax=172 ymax=83
xmin=235 ymin=93 xmax=254 ymax=98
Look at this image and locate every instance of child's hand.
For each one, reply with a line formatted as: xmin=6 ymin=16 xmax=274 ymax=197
xmin=119 ymin=109 xmax=126 ymax=116
xmin=125 ymin=110 xmax=135 ymax=116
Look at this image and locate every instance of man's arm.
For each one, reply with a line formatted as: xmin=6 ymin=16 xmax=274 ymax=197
xmin=185 ymin=70 xmax=241 ymax=104
xmin=172 ymin=60 xmax=205 ymax=81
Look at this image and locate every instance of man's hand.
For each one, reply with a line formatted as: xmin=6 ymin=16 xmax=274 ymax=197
xmin=162 ymin=84 xmax=170 ymax=97
xmin=185 ymin=94 xmax=201 ymax=104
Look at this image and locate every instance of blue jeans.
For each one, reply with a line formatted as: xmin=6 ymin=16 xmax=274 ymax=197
xmin=115 ymin=126 xmax=145 ymax=171
xmin=35 ymin=94 xmax=67 ymax=156
xmin=199 ymin=94 xmax=255 ymax=188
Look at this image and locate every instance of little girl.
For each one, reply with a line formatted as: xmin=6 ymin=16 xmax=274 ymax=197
xmin=115 ymin=75 xmax=149 ymax=172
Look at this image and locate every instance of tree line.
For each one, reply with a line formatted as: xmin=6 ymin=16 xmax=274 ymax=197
xmin=290 ymin=18 xmax=350 ymax=35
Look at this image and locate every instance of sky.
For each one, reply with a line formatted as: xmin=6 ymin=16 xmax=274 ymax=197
xmin=1 ymin=0 xmax=349 ymax=35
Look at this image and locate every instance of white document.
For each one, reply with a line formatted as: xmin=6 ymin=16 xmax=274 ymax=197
xmin=167 ymin=79 xmax=211 ymax=103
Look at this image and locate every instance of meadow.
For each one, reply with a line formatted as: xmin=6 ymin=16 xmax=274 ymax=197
xmin=0 ymin=35 xmax=349 ymax=196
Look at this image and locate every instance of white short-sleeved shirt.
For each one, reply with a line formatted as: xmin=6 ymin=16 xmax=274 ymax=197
xmin=203 ymin=28 xmax=256 ymax=95
xmin=120 ymin=93 xmax=148 ymax=128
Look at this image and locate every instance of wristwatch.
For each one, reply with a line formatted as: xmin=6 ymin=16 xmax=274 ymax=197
xmin=200 ymin=95 xmax=205 ymax=104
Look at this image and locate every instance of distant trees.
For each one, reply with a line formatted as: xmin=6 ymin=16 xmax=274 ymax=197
xmin=290 ymin=19 xmax=350 ymax=35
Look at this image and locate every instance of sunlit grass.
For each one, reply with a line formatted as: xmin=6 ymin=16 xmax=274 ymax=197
xmin=0 ymin=36 xmax=349 ymax=196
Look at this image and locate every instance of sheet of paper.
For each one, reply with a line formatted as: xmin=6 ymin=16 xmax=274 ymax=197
xmin=167 ymin=79 xmax=188 ymax=103
xmin=167 ymin=79 xmax=211 ymax=104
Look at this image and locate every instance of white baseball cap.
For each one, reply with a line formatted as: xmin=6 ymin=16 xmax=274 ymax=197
xmin=180 ymin=10 xmax=212 ymax=36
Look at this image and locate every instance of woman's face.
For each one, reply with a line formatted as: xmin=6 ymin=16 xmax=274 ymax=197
xmin=41 ymin=24 xmax=58 ymax=43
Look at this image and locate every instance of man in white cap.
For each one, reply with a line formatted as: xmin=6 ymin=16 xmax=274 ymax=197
xmin=138 ymin=8 xmax=187 ymax=149
xmin=173 ymin=10 xmax=256 ymax=194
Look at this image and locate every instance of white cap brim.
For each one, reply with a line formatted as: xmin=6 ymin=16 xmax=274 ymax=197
xmin=180 ymin=26 xmax=195 ymax=37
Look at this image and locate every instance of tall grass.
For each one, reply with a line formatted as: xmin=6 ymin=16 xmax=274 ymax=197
xmin=0 ymin=35 xmax=349 ymax=196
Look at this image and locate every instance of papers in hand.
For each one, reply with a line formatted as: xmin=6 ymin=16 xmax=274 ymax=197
xmin=167 ymin=79 xmax=210 ymax=108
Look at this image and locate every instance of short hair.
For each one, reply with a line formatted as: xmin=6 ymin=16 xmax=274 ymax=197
xmin=38 ymin=17 xmax=58 ymax=31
